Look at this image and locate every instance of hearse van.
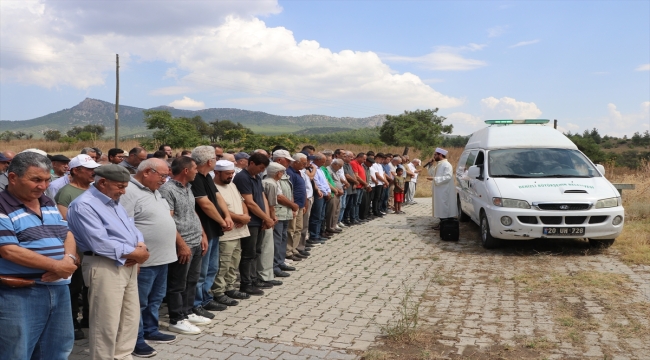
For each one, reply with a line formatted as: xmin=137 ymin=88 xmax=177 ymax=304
xmin=456 ymin=119 xmax=624 ymax=249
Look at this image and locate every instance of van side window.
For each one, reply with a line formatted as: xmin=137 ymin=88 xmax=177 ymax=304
xmin=465 ymin=150 xmax=478 ymax=170
xmin=457 ymin=150 xmax=471 ymax=177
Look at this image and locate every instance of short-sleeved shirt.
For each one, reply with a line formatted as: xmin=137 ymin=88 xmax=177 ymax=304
xmin=46 ymin=175 xmax=70 ymax=199
xmin=190 ymin=172 xmax=224 ymax=240
xmin=233 ymin=169 xmax=266 ymax=227
xmin=394 ymin=176 xmax=405 ymax=193
xmin=408 ymin=163 xmax=419 ymax=183
xmin=370 ymin=163 xmax=384 ymax=186
xmin=286 ymin=166 xmax=306 ymax=208
xmin=159 ymin=179 xmax=202 ymax=247
xmin=0 ymin=191 xmax=70 ymax=285
xmin=301 ymin=169 xmax=314 ymax=199
xmin=342 ymin=163 xmax=356 ymax=194
xmin=119 ymin=160 xmax=138 ymax=174
xmin=215 ymin=182 xmax=250 ymax=241
xmin=120 ymin=177 xmax=177 ymax=267
xmin=55 ymin=184 xmax=87 ymax=208
xmin=350 ymin=160 xmax=364 ymax=189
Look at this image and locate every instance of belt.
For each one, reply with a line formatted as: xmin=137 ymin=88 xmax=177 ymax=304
xmin=83 ymin=251 xmax=99 ymax=256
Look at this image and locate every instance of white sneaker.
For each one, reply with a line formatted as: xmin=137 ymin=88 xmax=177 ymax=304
xmin=335 ymin=226 xmax=343 ymax=231
xmin=337 ymin=222 xmax=346 ymax=227
xmin=187 ymin=313 xmax=212 ymax=326
xmin=168 ymin=320 xmax=202 ymax=335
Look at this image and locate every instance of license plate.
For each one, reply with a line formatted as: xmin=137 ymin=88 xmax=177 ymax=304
xmin=543 ymin=227 xmax=585 ymax=236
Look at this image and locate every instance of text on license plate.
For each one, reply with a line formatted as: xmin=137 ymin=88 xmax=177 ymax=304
xmin=543 ymin=227 xmax=585 ymax=236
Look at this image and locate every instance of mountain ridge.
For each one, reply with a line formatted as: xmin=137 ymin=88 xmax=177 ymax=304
xmin=0 ymin=98 xmax=387 ymax=137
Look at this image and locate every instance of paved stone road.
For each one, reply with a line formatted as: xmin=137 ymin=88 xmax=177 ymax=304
xmin=70 ymin=198 xmax=650 ymax=359
xmin=70 ymin=198 xmax=436 ymax=359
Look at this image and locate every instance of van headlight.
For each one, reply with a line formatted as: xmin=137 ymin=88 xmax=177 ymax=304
xmin=492 ymin=198 xmax=531 ymax=209
xmin=595 ymin=197 xmax=621 ymax=209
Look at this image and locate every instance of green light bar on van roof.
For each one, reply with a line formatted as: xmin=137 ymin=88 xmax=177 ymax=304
xmin=484 ymin=119 xmax=550 ymax=125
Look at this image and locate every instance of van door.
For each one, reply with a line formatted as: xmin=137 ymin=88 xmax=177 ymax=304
xmin=464 ymin=150 xmax=479 ymax=220
xmin=469 ymin=151 xmax=489 ymax=223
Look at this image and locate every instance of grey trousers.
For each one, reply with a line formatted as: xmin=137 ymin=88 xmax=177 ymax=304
xmin=325 ymin=194 xmax=341 ymax=232
xmin=298 ymin=197 xmax=313 ymax=249
xmin=257 ymin=228 xmax=275 ymax=281
xmin=213 ymin=240 xmax=241 ymax=296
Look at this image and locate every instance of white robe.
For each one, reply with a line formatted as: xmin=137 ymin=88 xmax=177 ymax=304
xmin=432 ymin=159 xmax=458 ymax=219
xmin=427 ymin=163 xmax=437 ymax=218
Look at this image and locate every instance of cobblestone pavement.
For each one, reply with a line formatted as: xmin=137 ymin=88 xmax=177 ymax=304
xmin=70 ymin=198 xmax=436 ymax=359
xmin=70 ymin=198 xmax=650 ymax=359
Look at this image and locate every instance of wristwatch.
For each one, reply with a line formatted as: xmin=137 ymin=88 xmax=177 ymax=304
xmin=67 ymin=253 xmax=78 ymax=263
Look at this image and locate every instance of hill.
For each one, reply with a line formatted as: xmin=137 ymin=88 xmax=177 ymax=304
xmin=0 ymin=98 xmax=387 ymax=138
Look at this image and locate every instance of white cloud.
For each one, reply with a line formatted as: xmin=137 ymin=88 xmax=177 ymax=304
xmin=383 ymin=44 xmax=487 ymax=71
xmin=168 ymin=96 xmax=205 ymax=109
xmin=635 ymin=64 xmax=650 ymax=71
xmin=445 ymin=112 xmax=483 ymax=135
xmin=1 ymin=3 xmax=464 ymax=114
xmin=487 ymin=25 xmax=508 ymax=38
xmin=480 ymin=96 xmax=543 ymax=118
xmin=510 ymin=39 xmax=540 ymax=48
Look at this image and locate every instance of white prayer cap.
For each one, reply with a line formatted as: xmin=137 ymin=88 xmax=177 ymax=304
xmin=435 ymin=148 xmax=448 ymax=156
xmin=20 ymin=148 xmax=48 ymax=156
xmin=214 ymin=160 xmax=235 ymax=171
xmin=266 ymin=162 xmax=286 ymax=177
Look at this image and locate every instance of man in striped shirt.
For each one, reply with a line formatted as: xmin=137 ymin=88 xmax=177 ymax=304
xmin=0 ymin=151 xmax=78 ymax=360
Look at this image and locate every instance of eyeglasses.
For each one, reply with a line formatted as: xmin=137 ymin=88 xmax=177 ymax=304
xmin=150 ymin=169 xmax=169 ymax=178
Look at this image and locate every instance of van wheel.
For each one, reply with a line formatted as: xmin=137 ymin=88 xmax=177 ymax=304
xmin=480 ymin=212 xmax=500 ymax=249
xmin=588 ymin=239 xmax=615 ymax=248
xmin=458 ymin=197 xmax=470 ymax=222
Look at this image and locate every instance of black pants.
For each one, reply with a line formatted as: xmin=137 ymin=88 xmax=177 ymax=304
xmin=371 ymin=186 xmax=383 ymax=215
xmin=359 ymin=190 xmax=370 ymax=219
xmin=167 ymin=245 xmax=202 ymax=324
xmin=404 ymin=182 xmax=410 ymax=199
xmin=69 ymin=265 xmax=88 ymax=328
xmin=239 ymin=226 xmax=264 ymax=288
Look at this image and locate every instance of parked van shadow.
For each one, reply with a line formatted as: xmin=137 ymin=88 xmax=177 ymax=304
xmin=404 ymin=215 xmax=607 ymax=257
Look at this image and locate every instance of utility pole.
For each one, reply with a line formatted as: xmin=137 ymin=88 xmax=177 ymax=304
xmin=554 ymin=119 xmax=557 ymax=129
xmin=115 ymin=54 xmax=120 ymax=148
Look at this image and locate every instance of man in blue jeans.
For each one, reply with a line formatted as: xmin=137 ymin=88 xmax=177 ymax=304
xmin=190 ymin=146 xmax=234 ymax=316
xmin=0 ymin=152 xmax=77 ymax=360
xmin=307 ymin=154 xmax=330 ymax=244
xmin=121 ymin=158 xmax=179 ymax=357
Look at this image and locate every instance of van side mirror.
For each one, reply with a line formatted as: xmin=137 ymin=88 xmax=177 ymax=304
xmin=468 ymin=165 xmax=481 ymax=179
xmin=596 ymin=164 xmax=605 ymax=176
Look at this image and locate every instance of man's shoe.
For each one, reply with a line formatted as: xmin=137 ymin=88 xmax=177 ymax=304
xmin=298 ymin=250 xmax=311 ymax=256
xmin=79 ymin=318 xmax=89 ymax=329
xmin=279 ymin=264 xmax=295 ymax=271
xmin=293 ymin=253 xmax=308 ymax=259
xmin=307 ymin=240 xmax=324 ymax=245
xmin=144 ymin=332 xmax=177 ymax=344
xmin=337 ymin=222 xmax=346 ymax=227
xmin=133 ymin=343 xmax=157 ymax=358
xmin=304 ymin=246 xmax=313 ymax=251
xmin=192 ymin=306 xmax=215 ymax=319
xmin=215 ymin=294 xmax=239 ymax=306
xmin=186 ymin=314 xmax=212 ymax=326
xmin=329 ymin=228 xmax=342 ymax=233
xmin=253 ymin=280 xmax=273 ymax=289
xmin=203 ymin=300 xmax=227 ymax=311
xmin=169 ymin=320 xmax=202 ymax=334
xmin=287 ymin=255 xmax=302 ymax=261
xmin=264 ymin=279 xmax=283 ymax=286
xmin=320 ymin=233 xmax=332 ymax=239
xmin=240 ymin=286 xmax=264 ymax=296
xmin=225 ymin=290 xmax=251 ymax=300
xmin=74 ymin=328 xmax=85 ymax=340
xmin=274 ymin=270 xmax=290 ymax=277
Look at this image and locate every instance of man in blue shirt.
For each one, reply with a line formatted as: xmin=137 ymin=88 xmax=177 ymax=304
xmin=0 ymin=151 xmax=78 ymax=360
xmin=67 ymin=164 xmax=150 ymax=360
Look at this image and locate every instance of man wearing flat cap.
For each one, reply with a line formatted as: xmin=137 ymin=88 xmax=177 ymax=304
xmin=67 ymin=164 xmax=150 ymax=360
xmin=234 ymin=152 xmax=249 ymax=174
xmin=49 ymin=155 xmax=70 ymax=181
xmin=429 ymin=148 xmax=458 ymax=229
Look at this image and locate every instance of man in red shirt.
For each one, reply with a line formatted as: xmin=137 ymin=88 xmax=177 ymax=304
xmin=350 ymin=152 xmax=370 ymax=223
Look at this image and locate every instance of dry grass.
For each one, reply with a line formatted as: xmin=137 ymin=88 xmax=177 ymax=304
xmin=1 ymin=139 xmax=142 ymax=158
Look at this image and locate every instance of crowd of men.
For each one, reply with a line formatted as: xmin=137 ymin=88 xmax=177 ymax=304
xmin=0 ymin=144 xmax=463 ymax=360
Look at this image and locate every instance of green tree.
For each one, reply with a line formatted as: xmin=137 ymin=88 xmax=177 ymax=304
xmin=67 ymin=124 xmax=105 ymax=140
xmin=142 ymin=110 xmax=203 ymax=149
xmin=44 ymin=130 xmax=62 ymax=141
xmin=379 ymin=109 xmax=453 ymax=156
xmin=184 ymin=116 xmax=212 ymax=140
xmin=208 ymin=120 xmax=253 ymax=142
xmin=567 ymin=135 xmax=606 ymax=163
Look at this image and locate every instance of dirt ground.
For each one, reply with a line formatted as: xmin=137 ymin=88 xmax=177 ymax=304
xmin=364 ymin=204 xmax=650 ymax=360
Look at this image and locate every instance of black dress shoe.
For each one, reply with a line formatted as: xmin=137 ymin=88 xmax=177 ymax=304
xmin=293 ymin=253 xmax=308 ymax=259
xmin=307 ymin=240 xmax=324 ymax=245
xmin=193 ymin=306 xmax=216 ymax=319
xmin=279 ymin=264 xmax=295 ymax=271
xmin=298 ymin=250 xmax=311 ymax=256
xmin=320 ymin=233 xmax=332 ymax=239
xmin=240 ymin=286 xmax=264 ymax=296
xmin=225 ymin=290 xmax=251 ymax=300
xmin=253 ymin=280 xmax=273 ymax=289
xmin=215 ymin=294 xmax=239 ymax=306
xmin=274 ymin=271 xmax=290 ymax=277
xmin=329 ymin=228 xmax=342 ymax=233
xmin=79 ymin=318 xmax=89 ymax=329
xmin=203 ymin=300 xmax=227 ymax=311
xmin=265 ymin=279 xmax=283 ymax=286
xmin=304 ymin=246 xmax=313 ymax=251
xmin=74 ymin=328 xmax=85 ymax=341
xmin=287 ymin=255 xmax=302 ymax=261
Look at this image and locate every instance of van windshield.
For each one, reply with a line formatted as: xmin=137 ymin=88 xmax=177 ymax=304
xmin=488 ymin=148 xmax=601 ymax=178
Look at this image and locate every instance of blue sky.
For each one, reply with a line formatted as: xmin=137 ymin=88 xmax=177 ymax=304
xmin=1 ymin=0 xmax=648 ymax=136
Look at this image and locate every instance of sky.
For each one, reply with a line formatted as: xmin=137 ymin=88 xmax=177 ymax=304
xmin=0 ymin=0 xmax=648 ymax=136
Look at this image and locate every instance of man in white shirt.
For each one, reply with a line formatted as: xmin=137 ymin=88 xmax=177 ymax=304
xmin=370 ymin=153 xmax=387 ymax=217
xmin=405 ymin=159 xmax=420 ymax=204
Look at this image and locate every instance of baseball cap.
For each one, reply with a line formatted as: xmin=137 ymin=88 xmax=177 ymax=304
xmin=0 ymin=154 xmax=10 ymax=162
xmin=69 ymin=154 xmax=101 ymax=169
xmin=272 ymin=149 xmax=294 ymax=162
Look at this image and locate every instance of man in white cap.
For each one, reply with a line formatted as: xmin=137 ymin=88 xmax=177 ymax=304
xmin=430 ymin=148 xmax=458 ymax=229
